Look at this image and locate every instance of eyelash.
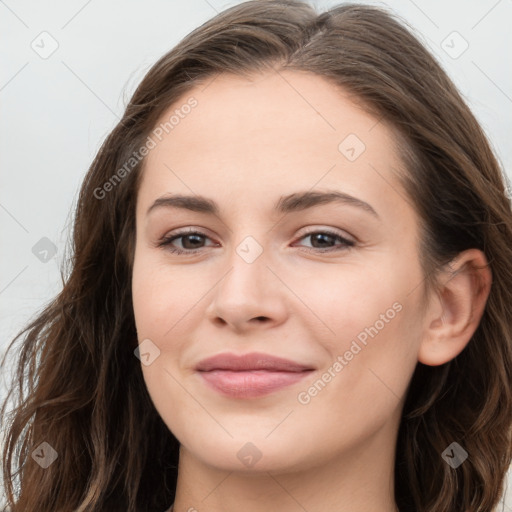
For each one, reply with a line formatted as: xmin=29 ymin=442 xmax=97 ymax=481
xmin=156 ymin=228 xmax=355 ymax=256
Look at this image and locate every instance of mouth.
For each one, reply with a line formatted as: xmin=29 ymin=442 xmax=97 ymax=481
xmin=198 ymin=368 xmax=314 ymax=398
xmin=195 ymin=352 xmax=315 ymax=399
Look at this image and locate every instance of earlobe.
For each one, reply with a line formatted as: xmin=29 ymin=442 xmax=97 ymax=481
xmin=418 ymin=249 xmax=492 ymax=366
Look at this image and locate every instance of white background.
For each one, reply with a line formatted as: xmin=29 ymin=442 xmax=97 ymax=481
xmin=1 ymin=0 xmax=511 ymax=508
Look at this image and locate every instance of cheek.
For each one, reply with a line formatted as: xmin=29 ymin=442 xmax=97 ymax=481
xmin=292 ymin=293 xmax=420 ymax=458
xmin=293 ymin=257 xmax=422 ymax=399
xmin=131 ymin=252 xmax=200 ymax=417
xmin=288 ymin=257 xmax=409 ymax=343
xmin=131 ymin=249 xmax=201 ymax=339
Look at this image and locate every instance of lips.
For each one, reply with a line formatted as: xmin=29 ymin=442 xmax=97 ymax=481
xmin=195 ymin=352 xmax=315 ymax=399
xmin=195 ymin=352 xmax=314 ymax=372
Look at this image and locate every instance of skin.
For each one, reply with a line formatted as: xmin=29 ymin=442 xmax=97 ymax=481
xmin=131 ymin=70 xmax=491 ymax=512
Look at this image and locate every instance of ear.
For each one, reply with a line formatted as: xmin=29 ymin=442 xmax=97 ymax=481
xmin=418 ymin=248 xmax=492 ymax=366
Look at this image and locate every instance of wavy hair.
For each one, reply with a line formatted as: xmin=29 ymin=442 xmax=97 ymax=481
xmin=2 ymin=1 xmax=511 ymax=510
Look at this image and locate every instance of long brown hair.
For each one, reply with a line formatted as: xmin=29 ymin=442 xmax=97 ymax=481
xmin=2 ymin=1 xmax=511 ymax=510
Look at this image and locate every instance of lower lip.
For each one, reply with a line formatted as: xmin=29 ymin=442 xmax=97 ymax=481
xmin=198 ymin=369 xmax=313 ymax=398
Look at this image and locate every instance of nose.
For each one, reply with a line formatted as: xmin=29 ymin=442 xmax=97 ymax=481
xmin=204 ymin=241 xmax=288 ymax=333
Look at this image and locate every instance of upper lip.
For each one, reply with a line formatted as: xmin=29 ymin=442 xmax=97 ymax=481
xmin=195 ymin=352 xmax=314 ymax=372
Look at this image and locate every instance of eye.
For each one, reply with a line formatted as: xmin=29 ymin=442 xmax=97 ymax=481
xmin=293 ymin=229 xmax=355 ymax=252
xmin=157 ymin=229 xmax=217 ymax=255
xmin=156 ymin=228 xmax=355 ymax=256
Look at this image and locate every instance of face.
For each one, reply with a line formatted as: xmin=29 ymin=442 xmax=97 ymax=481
xmin=132 ymin=70 xmax=429 ymax=473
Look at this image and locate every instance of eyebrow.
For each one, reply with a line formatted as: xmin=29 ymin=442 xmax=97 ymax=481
xmin=146 ymin=190 xmax=379 ymax=218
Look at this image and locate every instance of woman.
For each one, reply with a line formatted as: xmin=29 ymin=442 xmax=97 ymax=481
xmin=1 ymin=1 xmax=511 ymax=511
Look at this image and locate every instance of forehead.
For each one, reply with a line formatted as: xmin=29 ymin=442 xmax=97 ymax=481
xmin=147 ymin=70 xmax=392 ymax=159
xmin=137 ymin=70 xmax=410 ymax=221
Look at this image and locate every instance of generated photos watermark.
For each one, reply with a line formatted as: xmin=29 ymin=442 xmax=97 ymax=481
xmin=297 ymin=301 xmax=403 ymax=405
xmin=93 ymin=97 xmax=198 ymax=200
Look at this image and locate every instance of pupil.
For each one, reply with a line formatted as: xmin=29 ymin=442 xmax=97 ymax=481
xmin=183 ymin=234 xmax=203 ymax=249
xmin=313 ymin=233 xmax=333 ymax=247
